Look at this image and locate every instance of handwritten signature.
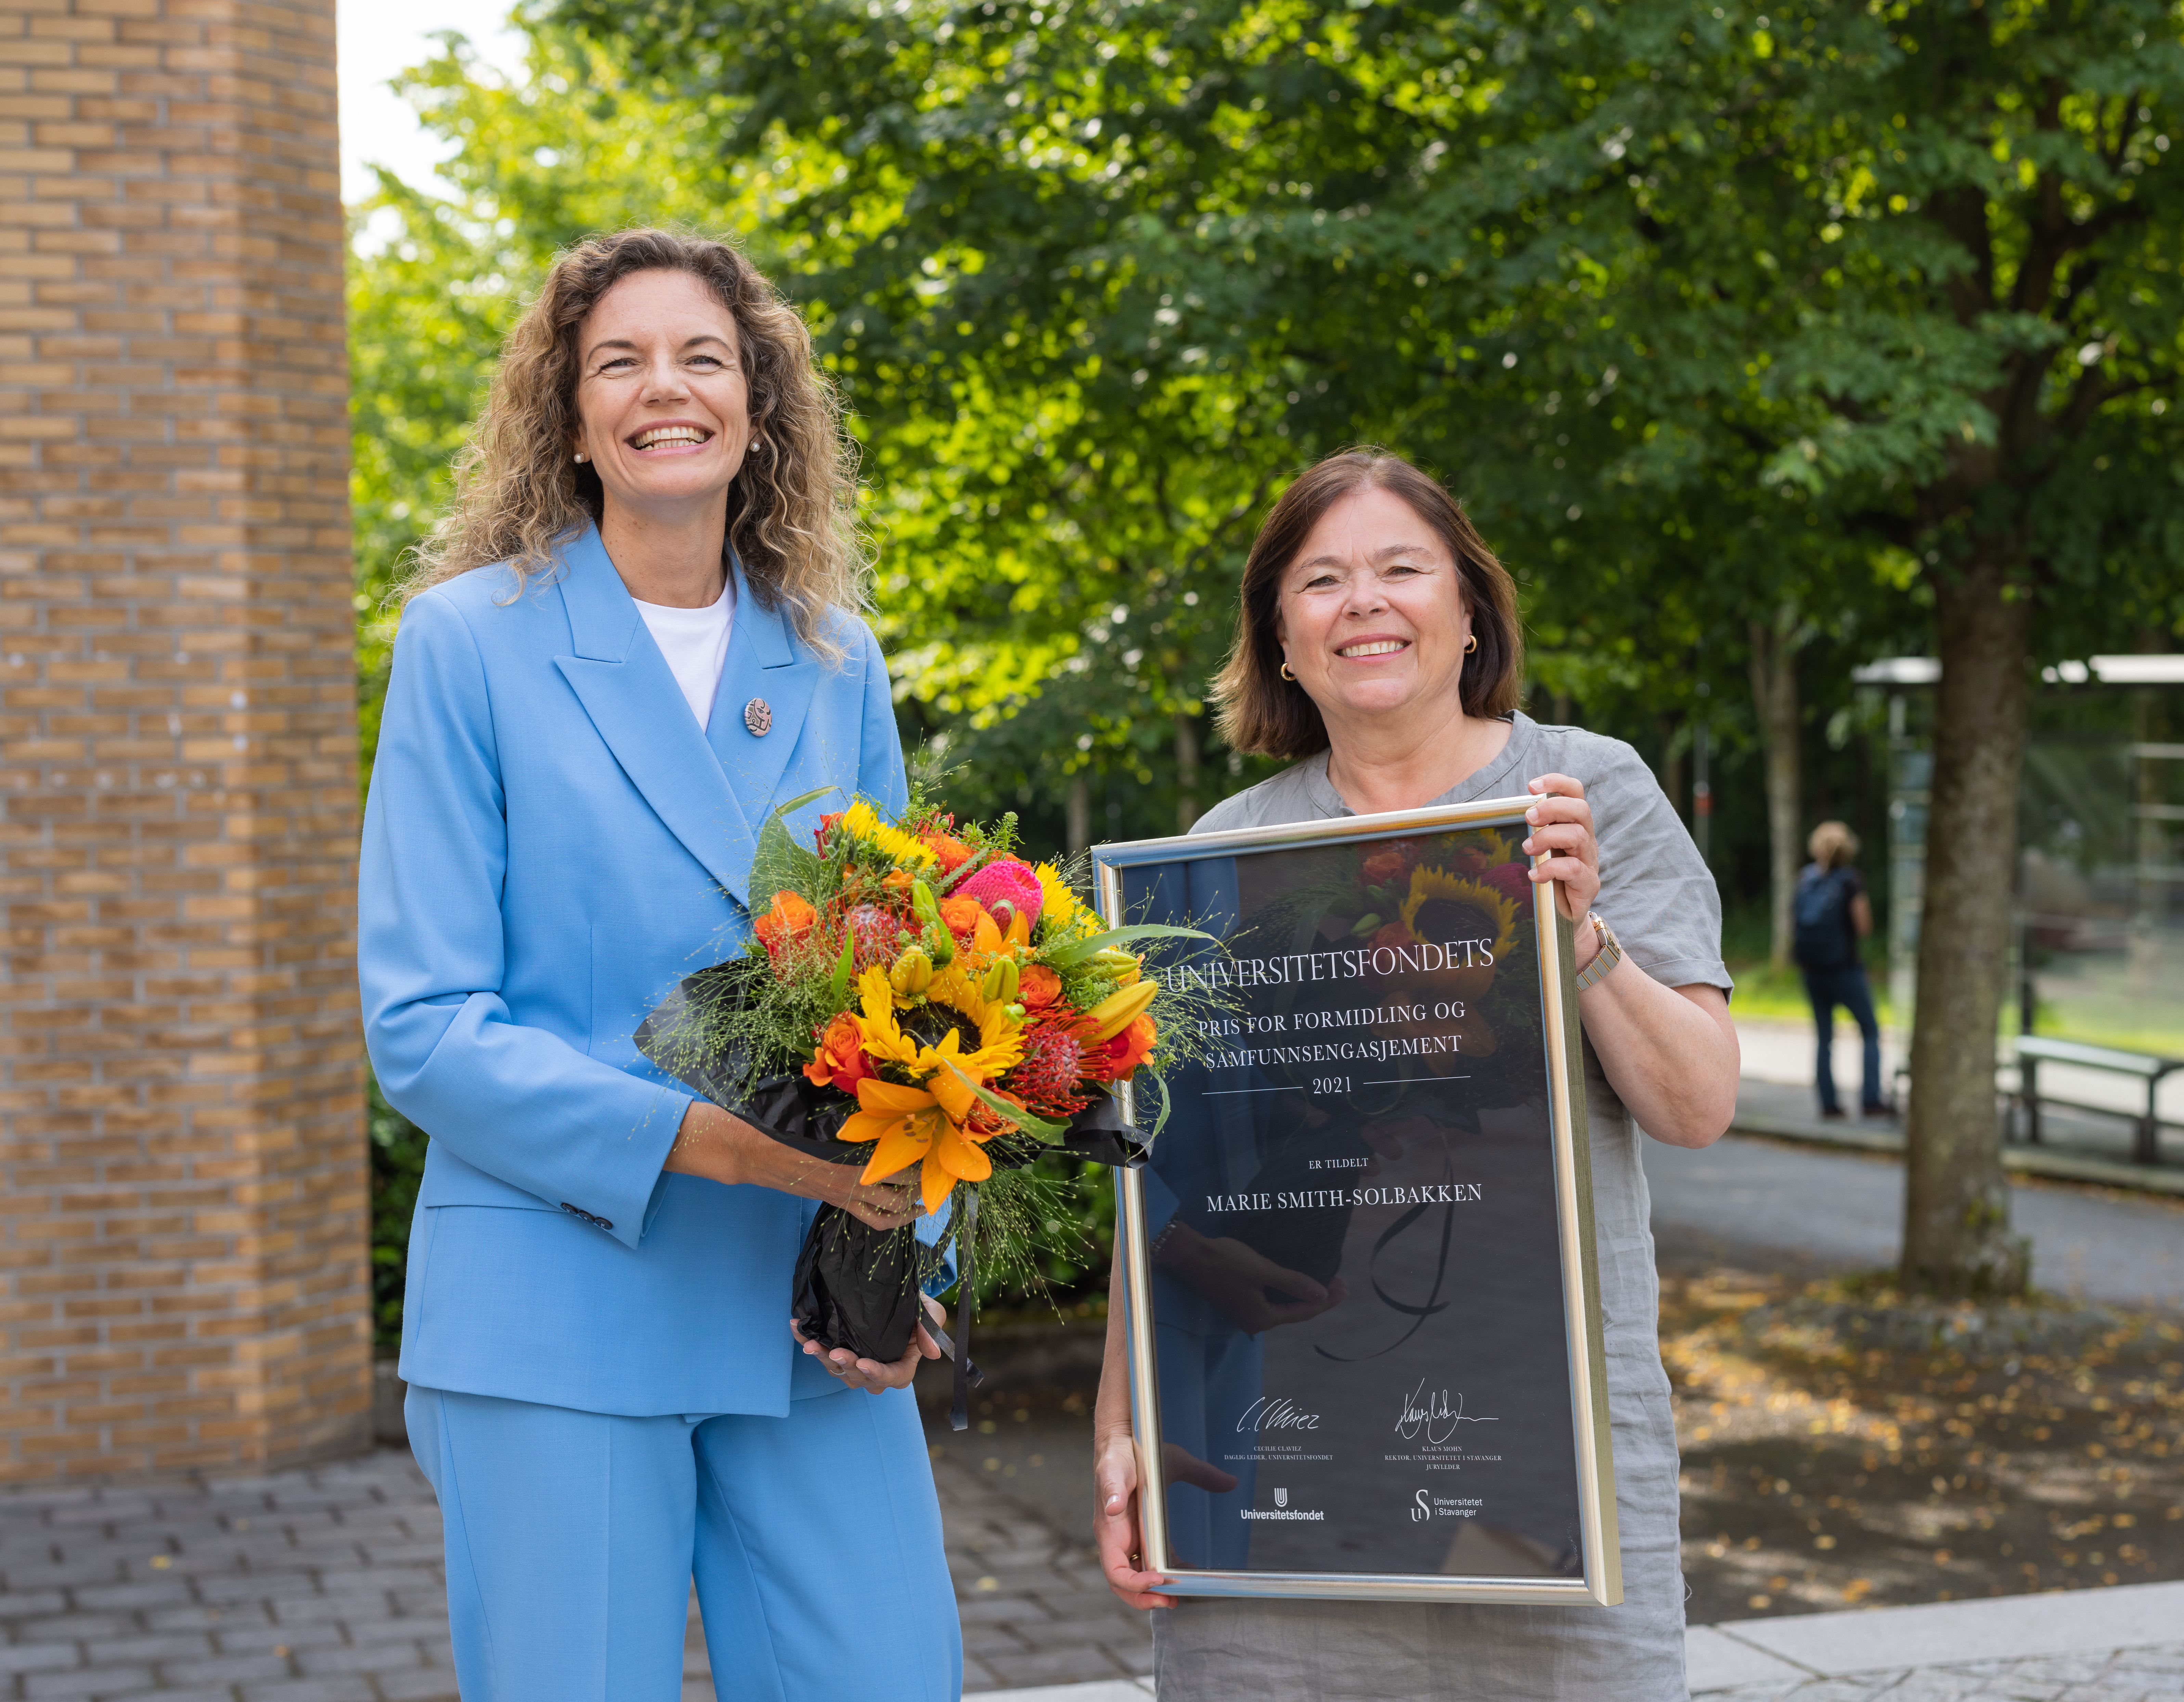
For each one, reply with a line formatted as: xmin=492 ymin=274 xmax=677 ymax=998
xmin=1395 ymin=1379 xmax=1498 ymax=1445
xmin=1236 ymin=1395 xmax=1322 ymax=1433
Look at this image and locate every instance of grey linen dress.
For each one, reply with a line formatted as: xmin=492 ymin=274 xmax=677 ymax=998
xmin=1150 ymin=712 xmax=1730 ymax=1702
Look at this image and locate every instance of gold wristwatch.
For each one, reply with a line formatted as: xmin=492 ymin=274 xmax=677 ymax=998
xmin=1574 ymin=911 xmax=1623 ymax=993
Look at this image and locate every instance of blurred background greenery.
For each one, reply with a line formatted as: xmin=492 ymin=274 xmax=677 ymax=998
xmin=353 ymin=0 xmax=2184 ymax=1336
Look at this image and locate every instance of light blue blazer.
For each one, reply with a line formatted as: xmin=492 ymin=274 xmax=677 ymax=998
xmin=360 ymin=525 xmax=909 ymax=1417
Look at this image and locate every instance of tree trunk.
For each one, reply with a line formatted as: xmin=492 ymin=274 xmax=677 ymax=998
xmin=1175 ymin=712 xmax=1201 ymax=833
xmin=1747 ymin=610 xmax=1804 ymax=970
xmin=1900 ymin=558 xmax=2031 ymax=1298
xmin=1067 ymin=772 xmax=1091 ymax=859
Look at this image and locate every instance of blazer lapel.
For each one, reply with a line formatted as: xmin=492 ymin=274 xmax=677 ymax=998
xmin=551 ymin=527 xmax=756 ymax=903
xmin=707 ymin=564 xmax=823 ymax=860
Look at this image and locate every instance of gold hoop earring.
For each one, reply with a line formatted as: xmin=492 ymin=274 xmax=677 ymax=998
xmin=1280 ymin=662 xmax=1297 ymax=682
xmin=1464 ymin=634 xmax=1478 ymax=655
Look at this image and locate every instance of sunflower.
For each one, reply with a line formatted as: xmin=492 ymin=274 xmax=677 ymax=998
xmin=837 ymin=800 xmax=939 ymax=871
xmin=1033 ymin=862 xmax=1084 ymax=932
xmin=1399 ymin=866 xmax=1520 ymax=963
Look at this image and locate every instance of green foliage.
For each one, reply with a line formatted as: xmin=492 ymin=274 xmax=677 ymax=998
xmin=367 ymin=1073 xmax=429 ymax=1353
xmin=349 ymin=0 xmax=2184 ymax=1312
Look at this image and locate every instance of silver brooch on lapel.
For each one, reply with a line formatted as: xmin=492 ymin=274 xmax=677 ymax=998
xmin=743 ymin=697 xmax=773 ymax=737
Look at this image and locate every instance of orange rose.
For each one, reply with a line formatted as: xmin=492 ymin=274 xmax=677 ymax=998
xmin=754 ymin=889 xmax=818 ymax=958
xmin=803 ymin=1011 xmax=874 ymax=1092
xmin=1085 ymin=1015 xmax=1156 ymax=1081
xmin=922 ymin=834 xmax=975 ymax=875
xmin=938 ymin=894 xmax=993 ymax=943
xmin=1370 ymin=921 xmax=1417 ymax=951
xmin=1017 ymin=964 xmax=1062 ymax=1010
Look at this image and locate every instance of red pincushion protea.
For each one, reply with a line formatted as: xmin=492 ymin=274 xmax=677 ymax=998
xmin=1006 ymin=1021 xmax=1089 ymax=1117
xmin=841 ymin=902 xmax=905 ymax=972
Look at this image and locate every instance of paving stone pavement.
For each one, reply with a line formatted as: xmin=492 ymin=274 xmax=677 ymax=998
xmin=1700 ymin=1640 xmax=2184 ymax=1701
xmin=0 ymin=1449 xmax=454 ymax=1702
xmin=0 ymin=1444 xmax=1147 ymax=1700
xmin=931 ymin=1452 xmax=1149 ymax=1694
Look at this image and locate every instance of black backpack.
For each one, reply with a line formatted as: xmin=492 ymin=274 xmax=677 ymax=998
xmin=1792 ymin=867 xmax=1855 ymax=970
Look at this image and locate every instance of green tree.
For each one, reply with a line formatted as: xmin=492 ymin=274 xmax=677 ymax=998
xmin=1592 ymin=0 xmax=2184 ymax=1293
xmin=354 ymin=0 xmax=2184 ymax=1296
xmin=560 ymin=0 xmax=2184 ymax=1296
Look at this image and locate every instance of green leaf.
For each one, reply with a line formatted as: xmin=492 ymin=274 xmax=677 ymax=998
xmin=1141 ymin=1070 xmax=1172 ymax=1140
xmin=827 ymin=929 xmax=856 ymax=1005
xmin=747 ymin=785 xmax=835 ymax=918
xmin=1039 ymin=923 xmax=1217 ymax=969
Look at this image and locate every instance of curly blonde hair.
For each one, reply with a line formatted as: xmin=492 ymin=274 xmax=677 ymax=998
xmin=404 ymin=229 xmax=867 ymax=657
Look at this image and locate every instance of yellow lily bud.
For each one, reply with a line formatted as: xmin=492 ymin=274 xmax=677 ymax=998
xmin=890 ymin=946 xmax=933 ymax=996
xmin=981 ymin=956 xmax=1019 ymax=1003
xmin=1083 ymin=977 xmax=1158 ymax=1043
xmin=1091 ymin=947 xmax=1142 ymax=986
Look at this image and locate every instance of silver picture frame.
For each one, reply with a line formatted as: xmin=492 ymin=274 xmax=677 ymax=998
xmin=1095 ymin=795 xmax=1620 ymax=1605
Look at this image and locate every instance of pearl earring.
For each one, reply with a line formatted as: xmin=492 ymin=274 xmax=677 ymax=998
xmin=573 ymin=452 xmax=588 ymax=464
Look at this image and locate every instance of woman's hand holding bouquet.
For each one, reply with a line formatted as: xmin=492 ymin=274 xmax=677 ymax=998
xmin=638 ymin=788 xmax=1214 ymax=1421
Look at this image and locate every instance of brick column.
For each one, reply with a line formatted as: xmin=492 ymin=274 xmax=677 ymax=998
xmin=0 ymin=0 xmax=369 ymax=1478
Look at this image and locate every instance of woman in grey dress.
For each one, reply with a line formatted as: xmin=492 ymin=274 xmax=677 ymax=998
xmin=1090 ymin=449 xmax=1741 ymax=1700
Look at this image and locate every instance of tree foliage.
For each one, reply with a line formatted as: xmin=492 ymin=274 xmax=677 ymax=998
xmin=350 ymin=0 xmax=2184 ymax=1292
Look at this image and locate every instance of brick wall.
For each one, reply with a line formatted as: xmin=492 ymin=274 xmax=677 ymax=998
xmin=0 ymin=0 xmax=369 ymax=1478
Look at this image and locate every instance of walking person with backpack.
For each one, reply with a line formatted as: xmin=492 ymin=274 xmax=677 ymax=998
xmin=1793 ymin=821 xmax=1890 ymax=1120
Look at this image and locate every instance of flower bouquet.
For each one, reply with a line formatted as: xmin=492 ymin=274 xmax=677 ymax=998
xmin=635 ymin=787 xmax=1211 ymax=1420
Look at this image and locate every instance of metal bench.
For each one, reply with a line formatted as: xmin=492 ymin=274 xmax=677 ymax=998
xmin=2013 ymin=1034 xmax=2183 ymax=1167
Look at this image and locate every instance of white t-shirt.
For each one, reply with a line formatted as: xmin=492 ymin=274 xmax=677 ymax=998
xmin=633 ymin=578 xmax=735 ymax=731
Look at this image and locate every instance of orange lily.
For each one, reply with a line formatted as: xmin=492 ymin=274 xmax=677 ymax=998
xmin=836 ymin=982 xmax=1024 ymax=1211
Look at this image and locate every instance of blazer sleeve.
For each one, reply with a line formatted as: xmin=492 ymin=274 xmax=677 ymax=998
xmin=358 ymin=591 xmax=686 ymax=1249
xmin=855 ymin=619 xmax=911 ymax=814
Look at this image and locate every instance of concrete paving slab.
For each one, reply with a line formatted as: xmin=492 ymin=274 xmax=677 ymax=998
xmin=1687 ymin=1624 xmax=1819 ymax=1690
xmin=969 ymin=1682 xmax=1155 ymax=1702
xmin=1715 ymin=1579 xmax=2184 ymax=1675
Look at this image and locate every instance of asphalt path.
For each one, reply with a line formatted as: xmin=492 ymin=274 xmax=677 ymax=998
xmin=1645 ymin=1132 xmax=2184 ymax=1312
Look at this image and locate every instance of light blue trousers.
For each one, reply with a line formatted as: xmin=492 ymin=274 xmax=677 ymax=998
xmin=405 ymin=1382 xmax=962 ymax=1702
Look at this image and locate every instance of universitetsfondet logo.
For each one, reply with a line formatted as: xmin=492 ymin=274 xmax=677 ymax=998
xmin=1240 ymin=1486 xmax=1324 ymax=1522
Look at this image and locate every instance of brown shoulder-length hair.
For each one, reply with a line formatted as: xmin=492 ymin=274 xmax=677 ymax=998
xmin=1211 ymin=450 xmax=1524 ymax=760
xmin=403 ymin=228 xmax=866 ymax=658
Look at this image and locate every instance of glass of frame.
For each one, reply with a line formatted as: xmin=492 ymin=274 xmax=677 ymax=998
xmin=1095 ymin=796 xmax=1620 ymax=1606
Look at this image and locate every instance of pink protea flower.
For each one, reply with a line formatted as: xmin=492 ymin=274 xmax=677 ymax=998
xmin=954 ymin=858 xmax=1043 ymax=929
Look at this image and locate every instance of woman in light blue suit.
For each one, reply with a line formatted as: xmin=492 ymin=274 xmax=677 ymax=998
xmin=359 ymin=230 xmax=961 ymax=1702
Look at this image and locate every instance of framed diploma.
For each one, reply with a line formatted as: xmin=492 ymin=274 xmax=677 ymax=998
xmin=1095 ymin=796 xmax=1619 ymax=1605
